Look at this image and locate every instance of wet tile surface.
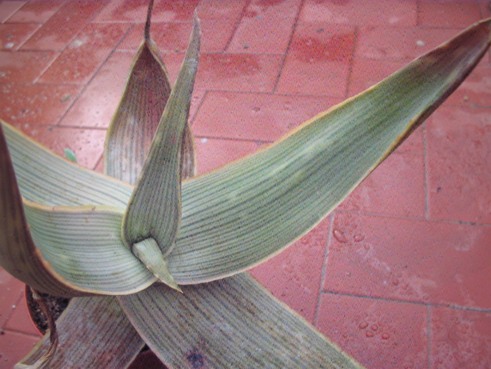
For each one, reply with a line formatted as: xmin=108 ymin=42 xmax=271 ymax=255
xmin=0 ymin=1 xmax=489 ymax=368
xmin=317 ymin=293 xmax=428 ymax=369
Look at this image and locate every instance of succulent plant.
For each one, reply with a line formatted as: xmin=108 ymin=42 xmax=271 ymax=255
xmin=1 ymin=2 xmax=490 ymax=368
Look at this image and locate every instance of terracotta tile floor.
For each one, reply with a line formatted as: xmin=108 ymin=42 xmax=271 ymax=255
xmin=0 ymin=0 xmax=490 ymax=368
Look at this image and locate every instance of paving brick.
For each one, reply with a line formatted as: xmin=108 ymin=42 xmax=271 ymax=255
xmin=300 ymin=0 xmax=417 ymax=26
xmin=252 ymin=217 xmax=330 ymax=323
xmin=5 ymin=293 xmax=41 ymax=337
xmin=39 ymin=23 xmax=129 ymax=84
xmin=60 ymin=51 xmax=134 ymax=128
xmin=0 ymin=1 xmax=25 ymax=23
xmin=0 ymin=268 xmax=24 ymax=329
xmin=0 ymin=50 xmax=55 ymax=83
xmin=193 ymin=53 xmax=283 ymax=93
xmin=324 ymin=213 xmax=491 ymax=308
xmin=356 ymin=26 xmax=459 ymax=61
xmin=431 ymin=307 xmax=491 ymax=369
xmin=21 ymin=0 xmax=108 ymax=51
xmin=192 ymin=91 xmax=340 ymax=141
xmin=21 ymin=125 xmax=106 ymax=170
xmin=227 ymin=11 xmax=295 ymax=54
xmin=337 ymin=127 xmax=425 ymax=218
xmin=317 ymin=293 xmax=428 ymax=369
xmin=194 ymin=137 xmax=259 ymax=174
xmin=0 ymin=23 xmax=39 ymax=50
xmin=0 ymin=83 xmax=81 ymax=126
xmin=276 ymin=23 xmax=355 ymax=97
xmin=6 ymin=0 xmax=64 ymax=24
xmin=426 ymin=106 xmax=491 ymax=224
xmin=96 ymin=0 xmax=199 ymax=23
xmin=418 ymin=0 xmax=482 ymax=28
xmin=0 ymin=330 xmax=39 ymax=369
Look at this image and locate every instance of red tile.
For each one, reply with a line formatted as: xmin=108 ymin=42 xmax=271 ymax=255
xmin=431 ymin=307 xmax=491 ymax=369
xmin=418 ymin=0 xmax=482 ymax=28
xmin=0 ymin=83 xmax=81 ymax=126
xmin=0 ymin=50 xmax=54 ymax=83
xmin=276 ymin=23 xmax=355 ymax=97
xmin=21 ymin=0 xmax=108 ymax=51
xmin=5 ymin=294 xmax=41 ymax=337
xmin=426 ymin=106 xmax=491 ymax=224
xmin=191 ymin=53 xmax=283 ymax=93
xmin=60 ymin=51 xmax=134 ymax=128
xmin=444 ymin=61 xmax=491 ymax=108
xmin=197 ymin=0 xmax=246 ymax=20
xmin=245 ymin=0 xmax=302 ymax=19
xmin=478 ymin=0 xmax=491 ymax=19
xmin=348 ymin=58 xmax=407 ymax=97
xmin=317 ymin=293 xmax=428 ymax=369
xmin=0 ymin=268 xmax=24 ymax=328
xmin=300 ymin=0 xmax=417 ymax=26
xmin=192 ymin=91 xmax=340 ymax=141
xmin=6 ymin=0 xmax=65 ymax=24
xmin=0 ymin=1 xmax=25 ymax=22
xmin=39 ymin=23 xmax=129 ymax=84
xmin=227 ymin=12 xmax=295 ymax=54
xmin=0 ymin=330 xmax=40 ymax=369
xmin=21 ymin=125 xmax=106 ymax=170
xmin=251 ymin=217 xmax=330 ymax=323
xmin=0 ymin=23 xmax=39 ymax=50
xmin=96 ymin=0 xmax=199 ymax=23
xmin=350 ymin=48 xmax=490 ymax=109
xmin=118 ymin=22 xmax=192 ymax=52
xmin=324 ymin=213 xmax=491 ymax=308
xmin=338 ymin=127 xmax=425 ymax=218
xmin=356 ymin=26 xmax=459 ymax=61
xmin=194 ymin=137 xmax=259 ymax=174
xmin=118 ymin=18 xmax=237 ymax=53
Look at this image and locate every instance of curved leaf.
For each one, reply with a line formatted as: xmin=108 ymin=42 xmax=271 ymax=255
xmin=3 ymin=18 xmax=490 ymax=285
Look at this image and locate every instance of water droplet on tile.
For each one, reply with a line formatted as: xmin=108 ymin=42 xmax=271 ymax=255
xmin=200 ymin=138 xmax=208 ymax=143
xmin=381 ymin=333 xmax=390 ymax=340
xmin=416 ymin=40 xmax=425 ymax=47
xmin=365 ymin=331 xmax=374 ymax=338
xmin=358 ymin=321 xmax=368 ymax=329
xmin=4 ymin=42 xmax=14 ymax=49
xmin=353 ymin=233 xmax=365 ymax=242
xmin=333 ymin=229 xmax=348 ymax=243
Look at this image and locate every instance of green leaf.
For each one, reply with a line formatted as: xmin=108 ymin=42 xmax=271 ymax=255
xmin=3 ymin=18 xmax=491 ymax=286
xmin=0 ymin=124 xmax=84 ymax=297
xmin=24 ymin=201 xmax=155 ymax=295
xmin=122 ymin=18 xmax=200 ymax=262
xmin=119 ymin=274 xmax=364 ymax=368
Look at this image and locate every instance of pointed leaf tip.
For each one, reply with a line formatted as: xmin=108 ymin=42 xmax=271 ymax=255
xmin=132 ymin=238 xmax=182 ymax=292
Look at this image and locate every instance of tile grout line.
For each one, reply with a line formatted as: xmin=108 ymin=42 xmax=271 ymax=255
xmin=189 ymin=90 xmax=210 ymax=127
xmin=271 ymin=0 xmax=304 ymax=94
xmin=334 ymin=207 xmax=491 ymax=227
xmin=313 ymin=214 xmax=334 ymax=326
xmin=322 ymin=289 xmax=491 ymax=313
xmin=344 ymin=25 xmax=359 ymax=99
xmin=422 ymin=121 xmax=430 ymax=220
xmin=426 ymin=304 xmax=433 ymax=369
xmin=1 ymin=290 xmax=24 ymax=332
xmin=222 ymin=0 xmax=251 ymax=52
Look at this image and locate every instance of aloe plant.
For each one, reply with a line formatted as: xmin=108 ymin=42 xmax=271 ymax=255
xmin=1 ymin=2 xmax=490 ymax=367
